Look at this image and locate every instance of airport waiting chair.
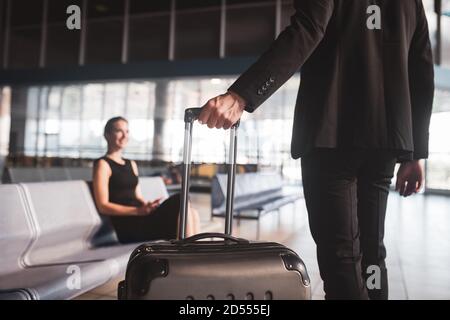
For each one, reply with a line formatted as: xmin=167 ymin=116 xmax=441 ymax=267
xmin=66 ymin=167 xmax=92 ymax=181
xmin=7 ymin=167 xmax=44 ymax=183
xmin=211 ymin=172 xmax=302 ymax=239
xmin=20 ymin=181 xmax=139 ymax=266
xmin=0 ymin=184 xmax=34 ymax=275
xmin=5 ymin=167 xmax=93 ymax=184
xmin=41 ymin=168 xmax=70 ymax=182
xmin=0 ymin=184 xmax=119 ymax=300
xmin=0 ymin=178 xmax=173 ymax=299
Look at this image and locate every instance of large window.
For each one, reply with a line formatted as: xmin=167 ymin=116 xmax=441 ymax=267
xmin=439 ymin=0 xmax=450 ymax=68
xmin=0 ymin=87 xmax=11 ymax=157
xmin=80 ymin=84 xmax=104 ymax=158
xmin=59 ymin=86 xmax=82 ymax=158
xmin=21 ymin=68 xmax=450 ymax=189
xmin=22 ymin=75 xmax=301 ymax=180
xmin=427 ymin=87 xmax=450 ymax=191
xmin=424 ymin=0 xmax=450 ymax=68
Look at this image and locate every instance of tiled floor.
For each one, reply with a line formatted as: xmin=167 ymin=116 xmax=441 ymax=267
xmin=75 ymin=191 xmax=450 ymax=300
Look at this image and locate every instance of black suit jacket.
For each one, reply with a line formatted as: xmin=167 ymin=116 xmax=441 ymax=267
xmin=229 ymin=0 xmax=435 ymax=161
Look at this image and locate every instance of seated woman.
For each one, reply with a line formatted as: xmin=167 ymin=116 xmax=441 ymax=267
xmin=93 ymin=116 xmax=200 ymax=244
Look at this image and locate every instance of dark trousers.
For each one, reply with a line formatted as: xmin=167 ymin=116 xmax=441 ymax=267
xmin=301 ymin=149 xmax=397 ymax=300
xmin=110 ymin=193 xmax=181 ymax=244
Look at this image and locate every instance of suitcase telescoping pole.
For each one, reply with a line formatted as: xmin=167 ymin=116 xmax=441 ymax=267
xmin=179 ymin=108 xmax=239 ymax=239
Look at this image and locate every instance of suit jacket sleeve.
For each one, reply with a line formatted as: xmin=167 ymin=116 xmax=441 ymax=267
xmin=228 ymin=0 xmax=334 ymax=113
xmin=408 ymin=0 xmax=435 ymax=160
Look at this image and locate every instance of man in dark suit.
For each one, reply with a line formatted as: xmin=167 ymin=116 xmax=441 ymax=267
xmin=198 ymin=0 xmax=435 ymax=299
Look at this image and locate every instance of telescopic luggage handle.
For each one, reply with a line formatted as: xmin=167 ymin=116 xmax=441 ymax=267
xmin=179 ymin=107 xmax=240 ymax=239
xmin=184 ymin=108 xmax=240 ymax=127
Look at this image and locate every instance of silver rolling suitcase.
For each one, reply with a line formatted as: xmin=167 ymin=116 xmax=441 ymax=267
xmin=118 ymin=108 xmax=311 ymax=300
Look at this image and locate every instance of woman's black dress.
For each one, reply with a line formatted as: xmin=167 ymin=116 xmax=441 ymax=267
xmin=95 ymin=156 xmax=180 ymax=243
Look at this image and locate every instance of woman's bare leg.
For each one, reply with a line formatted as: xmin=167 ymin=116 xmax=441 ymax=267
xmin=188 ymin=207 xmax=200 ymax=235
xmin=177 ymin=201 xmax=201 ymax=238
xmin=185 ymin=202 xmax=200 ymax=237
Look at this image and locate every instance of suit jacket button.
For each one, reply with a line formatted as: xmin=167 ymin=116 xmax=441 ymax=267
xmin=257 ymin=89 xmax=263 ymax=95
xmin=269 ymin=77 xmax=274 ymax=83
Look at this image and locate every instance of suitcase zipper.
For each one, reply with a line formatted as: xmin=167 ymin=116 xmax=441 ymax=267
xmin=130 ymin=242 xmax=298 ymax=261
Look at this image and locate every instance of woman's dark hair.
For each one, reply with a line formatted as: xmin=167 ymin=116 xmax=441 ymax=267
xmin=104 ymin=116 xmax=128 ymax=138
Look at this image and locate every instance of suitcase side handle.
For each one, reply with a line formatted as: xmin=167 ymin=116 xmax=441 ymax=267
xmin=173 ymin=233 xmax=250 ymax=245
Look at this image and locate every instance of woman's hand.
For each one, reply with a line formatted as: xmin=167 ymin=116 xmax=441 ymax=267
xmin=147 ymin=198 xmax=162 ymax=212
xmin=136 ymin=204 xmax=152 ymax=216
xmin=135 ymin=198 xmax=162 ymax=216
